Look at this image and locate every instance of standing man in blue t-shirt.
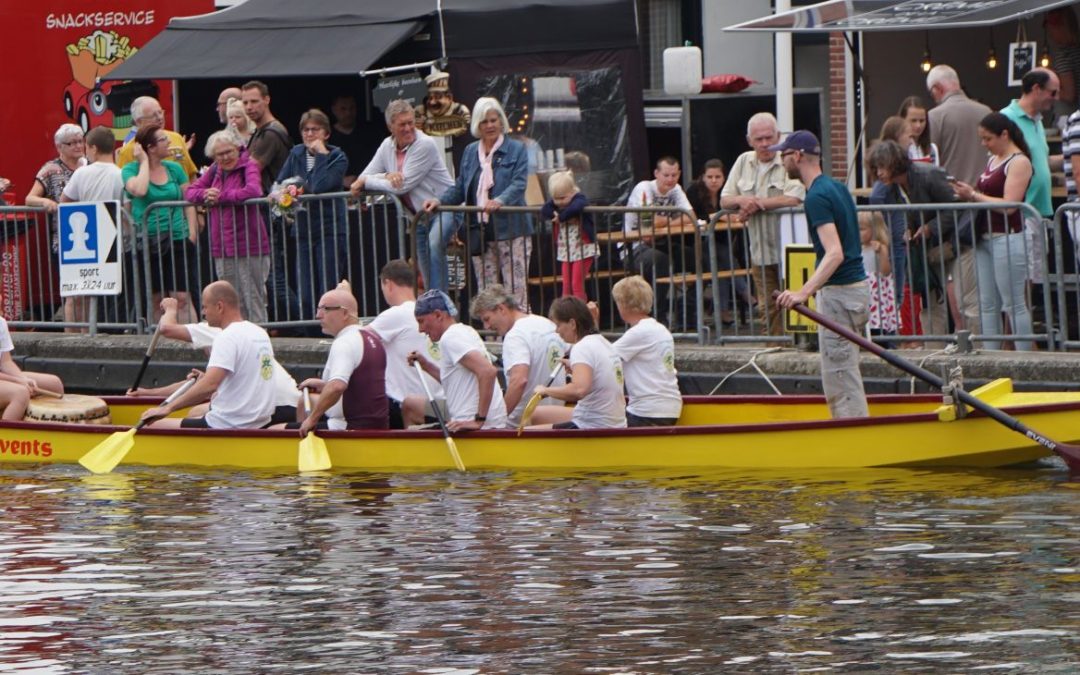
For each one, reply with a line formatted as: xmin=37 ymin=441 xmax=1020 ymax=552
xmin=774 ymin=131 xmax=869 ymax=419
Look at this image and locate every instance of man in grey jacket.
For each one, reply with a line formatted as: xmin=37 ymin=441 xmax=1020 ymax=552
xmin=351 ymin=100 xmax=454 ymax=290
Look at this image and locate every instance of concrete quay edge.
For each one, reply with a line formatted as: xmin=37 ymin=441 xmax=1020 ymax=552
xmin=10 ymin=332 xmax=1080 ymax=396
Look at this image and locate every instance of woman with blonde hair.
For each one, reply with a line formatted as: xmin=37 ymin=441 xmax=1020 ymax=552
xmin=423 ymin=97 xmax=531 ymax=308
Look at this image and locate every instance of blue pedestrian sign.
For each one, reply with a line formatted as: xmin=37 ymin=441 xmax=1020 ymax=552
xmin=58 ymin=201 xmax=123 ymax=297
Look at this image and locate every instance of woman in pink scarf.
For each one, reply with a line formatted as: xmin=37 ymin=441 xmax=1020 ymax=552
xmin=423 ymin=97 xmax=531 ymax=307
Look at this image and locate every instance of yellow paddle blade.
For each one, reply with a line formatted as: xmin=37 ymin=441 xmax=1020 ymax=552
xmin=516 ymin=392 xmax=544 ymax=436
xmin=445 ymin=436 xmax=466 ymax=472
xmin=298 ymin=434 xmax=332 ymax=472
xmin=78 ymin=428 xmax=138 ymax=474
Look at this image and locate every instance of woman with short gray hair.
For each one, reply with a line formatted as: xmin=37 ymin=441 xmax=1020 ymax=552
xmin=185 ymin=131 xmax=271 ymax=322
xmin=25 ymin=123 xmax=86 ymax=217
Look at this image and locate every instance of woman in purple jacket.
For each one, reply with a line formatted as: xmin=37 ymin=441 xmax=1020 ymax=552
xmin=185 ymin=131 xmax=271 ymax=323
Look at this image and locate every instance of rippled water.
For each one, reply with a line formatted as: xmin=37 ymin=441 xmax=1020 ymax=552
xmin=0 ymin=462 xmax=1077 ymax=672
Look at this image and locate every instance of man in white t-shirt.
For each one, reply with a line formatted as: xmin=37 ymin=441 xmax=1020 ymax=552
xmin=59 ymin=126 xmax=124 ymax=334
xmin=127 ymin=296 xmax=300 ymax=424
xmin=141 ymin=281 xmax=277 ymax=429
xmin=623 ymin=156 xmax=695 ymax=323
xmin=406 ymin=289 xmax=507 ymax=432
xmin=366 ymin=259 xmax=444 ymax=428
xmin=471 ymin=283 xmax=567 ymax=427
xmin=298 ymin=288 xmax=388 ymax=434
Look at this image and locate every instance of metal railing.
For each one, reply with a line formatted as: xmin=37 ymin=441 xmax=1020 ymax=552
xmin=1050 ymin=202 xmax=1080 ymax=350
xmin=417 ymin=204 xmax=708 ymax=343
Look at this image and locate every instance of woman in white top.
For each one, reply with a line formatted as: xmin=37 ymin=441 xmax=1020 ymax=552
xmin=608 ymin=276 xmax=682 ymax=426
xmin=898 ymin=96 xmax=940 ymax=166
xmin=530 ymin=297 xmax=626 ymax=429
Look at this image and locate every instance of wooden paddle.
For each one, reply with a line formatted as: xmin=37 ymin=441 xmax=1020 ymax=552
xmin=78 ymin=378 xmax=198 ymax=474
xmin=784 ymin=296 xmax=1080 ymax=472
xmin=130 ymin=323 xmax=164 ymax=392
xmin=298 ymin=387 xmax=332 ymax=472
xmin=413 ymin=360 xmax=466 ymax=472
xmin=517 ymin=363 xmax=564 ymax=436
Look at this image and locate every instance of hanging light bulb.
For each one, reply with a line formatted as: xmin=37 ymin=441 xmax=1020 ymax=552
xmin=920 ymin=32 xmax=932 ymax=73
xmin=986 ymin=29 xmax=997 ymax=69
xmin=1040 ymin=43 xmax=1051 ymax=68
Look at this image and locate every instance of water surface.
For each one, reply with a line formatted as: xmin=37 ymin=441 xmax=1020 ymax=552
xmin=0 ymin=463 xmax=1077 ymax=672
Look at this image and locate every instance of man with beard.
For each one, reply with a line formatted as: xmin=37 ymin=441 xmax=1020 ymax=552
xmin=774 ymin=131 xmax=868 ymax=419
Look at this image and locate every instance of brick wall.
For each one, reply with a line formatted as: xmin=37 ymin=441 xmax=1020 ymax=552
xmin=828 ymin=33 xmax=848 ymax=181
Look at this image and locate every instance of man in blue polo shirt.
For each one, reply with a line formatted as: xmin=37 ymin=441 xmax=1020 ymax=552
xmin=1001 ymin=68 xmax=1063 ymax=287
xmin=774 ymin=131 xmax=869 ymax=419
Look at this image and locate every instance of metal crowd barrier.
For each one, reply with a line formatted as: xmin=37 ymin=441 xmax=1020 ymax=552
xmin=701 ymin=201 xmax=1053 ymax=350
xmin=1050 ymin=202 xmax=1080 ymax=350
xmin=419 ymin=204 xmax=707 ymax=343
xmin=0 ymin=191 xmax=409 ymax=334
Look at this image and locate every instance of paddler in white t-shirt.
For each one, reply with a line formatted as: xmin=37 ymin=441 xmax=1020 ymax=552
xmin=406 ymin=289 xmax=508 ymax=432
xmin=470 ymin=283 xmax=567 ymax=428
xmin=140 ymin=281 xmax=277 ymax=429
xmin=366 ymin=259 xmax=445 ymax=428
xmin=127 ymin=296 xmax=300 ymax=425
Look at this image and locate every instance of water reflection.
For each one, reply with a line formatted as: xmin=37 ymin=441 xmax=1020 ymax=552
xmin=0 ymin=465 xmax=1075 ymax=671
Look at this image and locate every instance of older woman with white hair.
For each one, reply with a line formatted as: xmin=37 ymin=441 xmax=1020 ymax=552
xmin=423 ymin=97 xmax=531 ymax=308
xmin=25 ymin=123 xmax=86 ymax=219
xmin=185 ymin=131 xmax=270 ymax=323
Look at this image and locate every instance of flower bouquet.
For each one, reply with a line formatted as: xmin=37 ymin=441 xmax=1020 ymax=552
xmin=268 ymin=177 xmax=305 ymax=223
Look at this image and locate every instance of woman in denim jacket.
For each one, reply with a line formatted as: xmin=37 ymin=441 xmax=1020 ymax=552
xmin=276 ymin=109 xmax=348 ymax=319
xmin=185 ymin=131 xmax=270 ymax=323
xmin=423 ymin=97 xmax=532 ymax=308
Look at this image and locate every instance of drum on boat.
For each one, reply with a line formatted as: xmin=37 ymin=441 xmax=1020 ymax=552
xmin=24 ymin=394 xmax=111 ymax=425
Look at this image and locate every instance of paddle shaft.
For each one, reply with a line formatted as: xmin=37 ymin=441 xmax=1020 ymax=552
xmin=413 ymin=360 xmax=466 ymax=471
xmin=130 ymin=324 xmax=164 ymax=392
xmin=787 ymin=299 xmax=1080 ymax=472
xmin=139 ymin=377 xmax=199 ymax=430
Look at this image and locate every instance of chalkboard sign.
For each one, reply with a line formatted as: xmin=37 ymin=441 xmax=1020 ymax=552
xmin=1008 ymin=41 xmax=1036 ymax=87
xmin=372 ymin=72 xmax=427 ymax=111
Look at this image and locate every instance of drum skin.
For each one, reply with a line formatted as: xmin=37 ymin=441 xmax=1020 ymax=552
xmin=24 ymin=394 xmax=111 ymax=425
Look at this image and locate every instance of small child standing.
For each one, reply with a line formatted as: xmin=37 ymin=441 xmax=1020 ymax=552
xmin=859 ymin=211 xmax=899 ymax=337
xmin=540 ymin=171 xmax=598 ymax=300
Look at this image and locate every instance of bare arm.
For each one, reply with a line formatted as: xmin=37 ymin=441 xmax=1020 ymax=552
xmin=776 ymin=223 xmax=844 ymax=308
xmin=447 ymin=350 xmax=499 ymax=432
xmin=503 ymin=364 xmax=530 ymax=415
xmin=140 ymin=366 xmax=227 ymax=421
xmin=539 ymin=361 xmax=592 ymax=403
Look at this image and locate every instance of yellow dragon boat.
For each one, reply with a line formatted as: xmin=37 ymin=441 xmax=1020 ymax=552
xmin=1 ymin=378 xmax=1077 ymax=472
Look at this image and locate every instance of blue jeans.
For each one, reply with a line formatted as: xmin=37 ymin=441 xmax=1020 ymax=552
xmin=975 ymin=232 xmax=1032 ymax=351
xmin=417 ymin=212 xmax=462 ymax=292
xmin=295 ymin=220 xmax=349 ymax=318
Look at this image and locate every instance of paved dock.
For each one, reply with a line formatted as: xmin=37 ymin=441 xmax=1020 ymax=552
xmin=12 ymin=332 xmax=1080 ymax=396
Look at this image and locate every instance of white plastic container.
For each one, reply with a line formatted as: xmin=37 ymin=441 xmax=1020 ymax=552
xmin=663 ymin=44 xmax=703 ymax=96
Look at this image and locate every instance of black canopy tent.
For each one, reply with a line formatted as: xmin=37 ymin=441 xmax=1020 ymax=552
xmin=105 ymin=0 xmax=639 ymax=79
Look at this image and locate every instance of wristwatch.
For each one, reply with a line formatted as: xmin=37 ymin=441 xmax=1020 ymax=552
xmin=474 ymin=415 xmax=487 ymax=422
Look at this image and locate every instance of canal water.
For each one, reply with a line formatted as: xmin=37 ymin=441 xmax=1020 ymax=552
xmin=0 ymin=463 xmax=1076 ymax=672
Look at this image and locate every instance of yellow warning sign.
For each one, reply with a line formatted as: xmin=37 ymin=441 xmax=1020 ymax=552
xmin=784 ymin=245 xmax=818 ymax=333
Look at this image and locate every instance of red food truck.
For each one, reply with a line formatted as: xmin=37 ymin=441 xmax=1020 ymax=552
xmin=0 ymin=1 xmax=212 ymax=320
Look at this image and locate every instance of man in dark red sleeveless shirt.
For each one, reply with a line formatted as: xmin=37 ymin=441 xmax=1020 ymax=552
xmin=299 ymin=288 xmax=389 ymax=435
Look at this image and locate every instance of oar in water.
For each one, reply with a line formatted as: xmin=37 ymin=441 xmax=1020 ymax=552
xmin=78 ymin=378 xmax=198 ymax=475
xmin=297 ymin=387 xmax=332 ymax=472
xmin=413 ymin=360 xmax=466 ymax=472
xmin=130 ymin=323 xmax=164 ymax=392
xmin=517 ymin=363 xmax=564 ymax=436
xmin=784 ymin=297 xmax=1080 ymax=472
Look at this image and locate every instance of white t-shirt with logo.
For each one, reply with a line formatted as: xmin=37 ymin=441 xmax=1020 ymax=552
xmin=62 ymin=162 xmax=124 ymax=202
xmin=322 ymin=324 xmax=364 ymax=430
xmin=437 ymin=323 xmax=507 ymax=429
xmin=204 ymin=321 xmax=277 ymax=429
xmin=611 ymin=317 xmax=682 ymax=420
xmin=569 ymin=334 xmax=626 ymax=429
xmin=184 ymin=322 xmax=299 ymax=407
xmin=367 ymin=300 xmax=443 ymax=401
xmin=502 ymin=314 xmax=567 ymax=425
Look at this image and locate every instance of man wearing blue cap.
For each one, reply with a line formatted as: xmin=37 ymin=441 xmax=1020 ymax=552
xmin=407 ymin=290 xmax=508 ymax=431
xmin=774 ymin=131 xmax=869 ymax=419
